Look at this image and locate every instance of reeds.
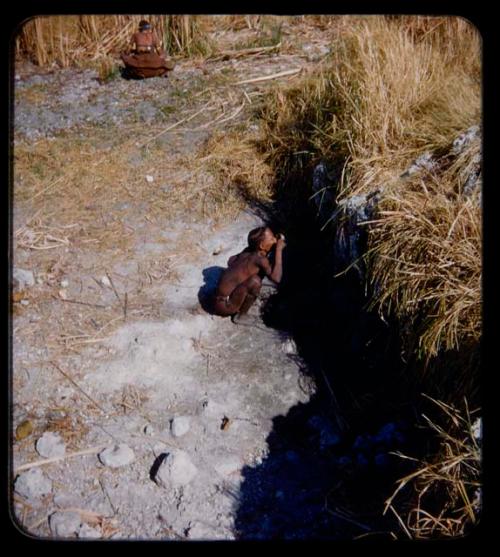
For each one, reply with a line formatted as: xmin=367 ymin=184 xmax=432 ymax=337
xmin=14 ymin=15 xmax=214 ymax=68
xmin=385 ymin=395 xmax=481 ymax=539
xmin=253 ymin=15 xmax=481 ymax=387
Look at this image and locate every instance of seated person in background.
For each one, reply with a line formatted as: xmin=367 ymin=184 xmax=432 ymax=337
xmin=121 ymin=20 xmax=175 ymax=79
xmin=212 ymin=226 xmax=286 ymax=324
xmin=130 ymin=19 xmax=162 ymax=55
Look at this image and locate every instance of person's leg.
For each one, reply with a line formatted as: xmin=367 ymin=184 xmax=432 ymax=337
xmin=231 ymin=275 xmax=262 ymax=323
xmin=212 ymin=275 xmax=262 ymax=317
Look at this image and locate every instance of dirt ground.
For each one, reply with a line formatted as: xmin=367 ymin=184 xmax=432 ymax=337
xmin=11 ymin=20 xmax=344 ymax=540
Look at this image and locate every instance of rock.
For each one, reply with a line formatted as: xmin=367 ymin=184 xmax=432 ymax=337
xmin=401 ymin=152 xmax=437 ymax=177
xmin=170 ymin=416 xmax=191 ymax=437
xmin=98 ymin=444 xmax=135 ymax=468
xmin=100 ymin=275 xmax=111 ymax=287
xmin=78 ymin=523 xmax=102 ymax=539
xmin=153 ymin=450 xmax=198 ymax=488
xmin=35 ymin=431 xmax=66 ymax=458
xmin=472 ymin=417 xmax=482 ymax=442
xmin=60 ymin=279 xmax=69 ymax=288
xmin=14 ymin=468 xmax=52 ymax=502
xmin=144 ymin=424 xmax=155 ymax=436
xmin=49 ymin=511 xmax=82 ymax=538
xmin=15 ymin=419 xmax=33 ymax=441
xmin=214 ymin=455 xmax=241 ymax=476
xmin=451 ymin=125 xmax=480 ymax=155
xmin=281 ymin=338 xmax=297 ymax=354
xmin=13 ymin=268 xmax=35 ymax=290
xmin=145 ymin=175 xmax=154 ymax=183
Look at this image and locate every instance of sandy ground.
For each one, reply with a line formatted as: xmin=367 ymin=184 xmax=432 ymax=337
xmin=11 ymin=21 xmax=340 ymax=540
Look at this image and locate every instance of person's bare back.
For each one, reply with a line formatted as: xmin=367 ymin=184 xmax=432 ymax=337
xmin=212 ymin=226 xmax=286 ymax=322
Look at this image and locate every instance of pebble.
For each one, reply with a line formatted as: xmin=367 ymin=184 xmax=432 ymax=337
xmin=100 ymin=275 xmax=111 ymax=287
xmin=153 ymin=450 xmax=198 ymax=488
xmin=14 ymin=468 xmax=53 ymax=502
xmin=35 ymin=431 xmax=66 ymax=458
xmin=146 ymin=175 xmax=154 ymax=183
xmin=98 ymin=444 xmax=135 ymax=468
xmin=144 ymin=424 xmax=155 ymax=436
xmin=20 ymin=300 xmax=30 ymax=306
xmin=60 ymin=279 xmax=69 ymax=288
xmin=13 ymin=268 xmax=35 ymax=290
xmin=170 ymin=416 xmax=191 ymax=437
xmin=281 ymin=338 xmax=297 ymax=354
xmin=214 ymin=455 xmax=241 ymax=476
xmin=49 ymin=511 xmax=82 ymax=538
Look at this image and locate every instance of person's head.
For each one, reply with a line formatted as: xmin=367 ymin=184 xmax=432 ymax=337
xmin=247 ymin=226 xmax=277 ymax=253
xmin=139 ymin=20 xmax=152 ymax=32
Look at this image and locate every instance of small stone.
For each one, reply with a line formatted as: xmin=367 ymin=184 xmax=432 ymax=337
xmin=212 ymin=245 xmax=223 ymax=255
xmin=60 ymin=279 xmax=69 ymax=288
xmin=78 ymin=523 xmax=102 ymax=539
xmin=144 ymin=424 xmax=155 ymax=436
xmin=58 ymin=289 xmax=68 ymax=299
xmin=14 ymin=468 xmax=52 ymax=502
xmin=49 ymin=511 xmax=82 ymax=538
xmin=15 ymin=419 xmax=33 ymax=441
xmin=13 ymin=268 xmax=35 ymax=290
xmin=281 ymin=338 xmax=297 ymax=354
xmin=153 ymin=450 xmax=198 ymax=488
xmin=20 ymin=300 xmax=30 ymax=306
xmin=98 ymin=444 xmax=135 ymax=468
xmin=36 ymin=431 xmax=66 ymax=458
xmin=186 ymin=522 xmax=217 ymax=540
xmin=100 ymin=275 xmax=111 ymax=287
xmin=145 ymin=175 xmax=154 ymax=183
xmin=170 ymin=416 xmax=191 ymax=437
xmin=214 ymin=455 xmax=241 ymax=476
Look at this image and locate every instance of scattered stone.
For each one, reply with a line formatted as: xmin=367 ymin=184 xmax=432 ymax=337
xmin=472 ymin=417 xmax=482 ymax=442
xmin=60 ymin=279 xmax=69 ymax=288
xmin=146 ymin=175 xmax=154 ymax=183
xmin=100 ymin=275 xmax=111 ymax=287
xmin=13 ymin=268 xmax=35 ymax=290
xmin=14 ymin=468 xmax=53 ymax=502
xmin=281 ymin=338 xmax=297 ymax=354
xmin=98 ymin=444 xmax=135 ymax=468
xmin=15 ymin=419 xmax=33 ymax=441
xmin=35 ymin=431 xmax=66 ymax=458
xmin=78 ymin=523 xmax=102 ymax=539
xmin=401 ymin=152 xmax=437 ymax=177
xmin=170 ymin=416 xmax=191 ymax=437
xmin=20 ymin=300 xmax=30 ymax=306
xmin=49 ymin=511 xmax=82 ymax=538
xmin=153 ymin=450 xmax=198 ymax=488
xmin=214 ymin=455 xmax=241 ymax=476
xmin=144 ymin=424 xmax=155 ymax=436
xmin=212 ymin=245 xmax=223 ymax=255
xmin=58 ymin=289 xmax=68 ymax=299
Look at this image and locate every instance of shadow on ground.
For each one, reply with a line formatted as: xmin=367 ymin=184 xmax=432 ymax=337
xmin=230 ymin=191 xmax=425 ymax=540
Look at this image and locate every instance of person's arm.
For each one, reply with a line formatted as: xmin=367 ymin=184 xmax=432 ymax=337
xmin=259 ymin=237 xmax=286 ymax=284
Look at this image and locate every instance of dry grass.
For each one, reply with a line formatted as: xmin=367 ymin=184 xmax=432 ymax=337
xmin=250 ymin=15 xmax=481 ymax=384
xmin=14 ymin=15 xmax=215 ymax=69
xmin=385 ymin=395 xmax=481 ymax=539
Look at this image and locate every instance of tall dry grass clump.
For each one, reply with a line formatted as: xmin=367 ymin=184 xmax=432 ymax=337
xmin=257 ymin=15 xmax=481 ymax=380
xmin=14 ymin=15 xmax=214 ymax=69
xmin=385 ymin=395 xmax=481 ymax=539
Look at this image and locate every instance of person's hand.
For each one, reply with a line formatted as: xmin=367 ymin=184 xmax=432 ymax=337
xmin=276 ymin=233 xmax=286 ymax=248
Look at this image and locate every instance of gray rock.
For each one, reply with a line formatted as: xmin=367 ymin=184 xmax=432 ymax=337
xmin=144 ymin=424 xmax=155 ymax=436
xmin=14 ymin=468 xmax=52 ymax=502
xmin=281 ymin=338 xmax=297 ymax=354
xmin=214 ymin=456 xmax=241 ymax=477
xmin=170 ymin=416 xmax=191 ymax=437
xmin=401 ymin=152 xmax=437 ymax=177
xmin=35 ymin=431 xmax=66 ymax=458
xmin=13 ymin=268 xmax=35 ymax=290
xmin=153 ymin=450 xmax=198 ymax=488
xmin=472 ymin=417 xmax=482 ymax=442
xmin=49 ymin=511 xmax=82 ymax=538
xmin=186 ymin=522 xmax=218 ymax=540
xmin=98 ymin=444 xmax=135 ymax=468
xmin=78 ymin=523 xmax=102 ymax=539
xmin=451 ymin=125 xmax=480 ymax=155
